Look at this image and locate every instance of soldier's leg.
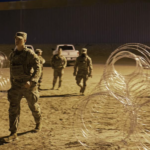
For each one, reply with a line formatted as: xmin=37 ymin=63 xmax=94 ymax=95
xmin=24 ymin=87 xmax=41 ymax=123
xmin=58 ymin=75 xmax=62 ymax=89
xmin=76 ymin=75 xmax=83 ymax=93
xmin=7 ymin=88 xmax=22 ymax=133
xmin=23 ymin=87 xmax=42 ymax=131
xmin=81 ymin=75 xmax=88 ymax=94
xmin=38 ymin=72 xmax=43 ymax=90
xmin=58 ymin=69 xmax=64 ymax=89
xmin=52 ymin=69 xmax=58 ymax=89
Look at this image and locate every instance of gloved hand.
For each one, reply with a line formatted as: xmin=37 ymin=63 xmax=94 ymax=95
xmin=73 ymin=72 xmax=76 ymax=76
xmin=24 ymin=81 xmax=36 ymax=88
xmin=24 ymin=81 xmax=31 ymax=89
xmin=88 ymin=73 xmax=92 ymax=78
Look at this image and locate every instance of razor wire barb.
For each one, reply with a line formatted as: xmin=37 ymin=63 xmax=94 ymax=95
xmin=74 ymin=43 xmax=150 ymax=149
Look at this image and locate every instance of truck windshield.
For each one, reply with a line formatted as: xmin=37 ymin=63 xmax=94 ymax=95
xmin=27 ymin=46 xmax=32 ymax=49
xmin=58 ymin=46 xmax=73 ymax=50
xmin=26 ymin=46 xmax=32 ymax=49
xmin=26 ymin=46 xmax=34 ymax=52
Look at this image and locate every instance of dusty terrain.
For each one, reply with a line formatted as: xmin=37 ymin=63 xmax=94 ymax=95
xmin=0 ymin=43 xmax=150 ymax=150
xmin=0 ymin=64 xmax=148 ymax=150
xmin=0 ymin=64 xmax=102 ymax=150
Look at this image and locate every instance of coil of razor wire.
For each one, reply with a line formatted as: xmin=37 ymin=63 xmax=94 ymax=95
xmin=0 ymin=51 xmax=10 ymax=95
xmin=74 ymin=43 xmax=150 ymax=149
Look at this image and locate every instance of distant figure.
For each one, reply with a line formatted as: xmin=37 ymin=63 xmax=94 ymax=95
xmin=73 ymin=48 xmax=93 ymax=95
xmin=35 ymin=49 xmax=45 ymax=90
xmin=50 ymin=48 xmax=67 ymax=90
xmin=4 ymin=32 xmax=42 ymax=143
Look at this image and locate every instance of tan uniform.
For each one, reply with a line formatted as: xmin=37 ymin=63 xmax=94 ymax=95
xmin=51 ymin=54 xmax=67 ymax=88
xmin=74 ymin=55 xmax=93 ymax=93
xmin=8 ymin=47 xmax=41 ymax=133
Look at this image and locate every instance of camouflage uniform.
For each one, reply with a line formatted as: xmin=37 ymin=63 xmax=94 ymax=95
xmin=8 ymin=33 xmax=41 ymax=134
xmin=74 ymin=48 xmax=93 ymax=94
xmin=51 ymin=54 xmax=67 ymax=89
xmin=36 ymin=49 xmax=45 ymax=90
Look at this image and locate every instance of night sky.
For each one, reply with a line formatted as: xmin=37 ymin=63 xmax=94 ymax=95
xmin=0 ymin=0 xmax=19 ymax=2
xmin=0 ymin=1 xmax=150 ymax=44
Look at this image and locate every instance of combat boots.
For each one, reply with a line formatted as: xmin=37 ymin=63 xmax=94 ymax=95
xmin=51 ymin=80 xmax=56 ymax=90
xmin=38 ymin=86 xmax=41 ymax=90
xmin=57 ymin=87 xmax=61 ymax=90
xmin=80 ymin=86 xmax=85 ymax=96
xmin=4 ymin=132 xmax=18 ymax=143
xmin=38 ymin=87 xmax=41 ymax=92
xmin=38 ymin=84 xmax=42 ymax=91
xmin=57 ymin=85 xmax=61 ymax=90
xmin=34 ymin=122 xmax=42 ymax=132
xmin=58 ymin=81 xmax=62 ymax=90
xmin=80 ymin=87 xmax=83 ymax=94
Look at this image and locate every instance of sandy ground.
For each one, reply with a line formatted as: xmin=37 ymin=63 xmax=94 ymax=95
xmin=0 ymin=64 xmax=149 ymax=150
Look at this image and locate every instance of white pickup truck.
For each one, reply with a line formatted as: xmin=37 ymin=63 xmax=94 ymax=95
xmin=52 ymin=44 xmax=79 ymax=63
xmin=25 ymin=45 xmax=35 ymax=52
xmin=14 ymin=45 xmax=35 ymax=52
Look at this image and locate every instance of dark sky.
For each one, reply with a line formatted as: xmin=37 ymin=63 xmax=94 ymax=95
xmin=0 ymin=0 xmax=19 ymax=1
xmin=0 ymin=1 xmax=150 ymax=44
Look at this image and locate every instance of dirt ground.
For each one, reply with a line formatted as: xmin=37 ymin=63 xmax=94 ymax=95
xmin=0 ymin=64 xmax=149 ymax=150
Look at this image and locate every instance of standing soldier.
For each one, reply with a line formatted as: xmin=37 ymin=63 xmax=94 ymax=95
xmin=4 ymin=32 xmax=42 ymax=143
xmin=35 ymin=49 xmax=45 ymax=91
xmin=73 ymin=48 xmax=93 ymax=95
xmin=50 ymin=48 xmax=67 ymax=90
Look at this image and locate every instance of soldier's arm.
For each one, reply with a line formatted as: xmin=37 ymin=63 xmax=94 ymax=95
xmin=73 ymin=58 xmax=78 ymax=75
xmin=42 ymin=57 xmax=46 ymax=64
xmin=8 ymin=52 xmax=14 ymax=85
xmin=88 ymin=57 xmax=93 ymax=76
xmin=63 ymin=57 xmax=67 ymax=68
xmin=8 ymin=52 xmax=12 ymax=61
xmin=50 ymin=55 xmax=55 ymax=69
xmin=28 ymin=51 xmax=41 ymax=83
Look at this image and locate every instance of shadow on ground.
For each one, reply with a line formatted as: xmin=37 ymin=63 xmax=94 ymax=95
xmin=0 ymin=130 xmax=35 ymax=145
xmin=40 ymin=93 xmax=80 ymax=98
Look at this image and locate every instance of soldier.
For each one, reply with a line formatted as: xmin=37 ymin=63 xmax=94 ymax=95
xmin=73 ymin=48 xmax=93 ymax=95
xmin=35 ymin=49 xmax=45 ymax=90
xmin=50 ymin=48 xmax=67 ymax=90
xmin=4 ymin=32 xmax=42 ymax=143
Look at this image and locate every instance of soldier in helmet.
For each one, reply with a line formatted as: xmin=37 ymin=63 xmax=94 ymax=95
xmin=35 ymin=49 xmax=45 ymax=90
xmin=73 ymin=48 xmax=93 ymax=95
xmin=4 ymin=32 xmax=42 ymax=143
xmin=50 ymin=48 xmax=67 ymax=90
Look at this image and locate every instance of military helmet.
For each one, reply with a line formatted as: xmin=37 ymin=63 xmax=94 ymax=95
xmin=35 ymin=49 xmax=43 ymax=54
xmin=15 ymin=32 xmax=27 ymax=40
xmin=81 ymin=48 xmax=87 ymax=54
